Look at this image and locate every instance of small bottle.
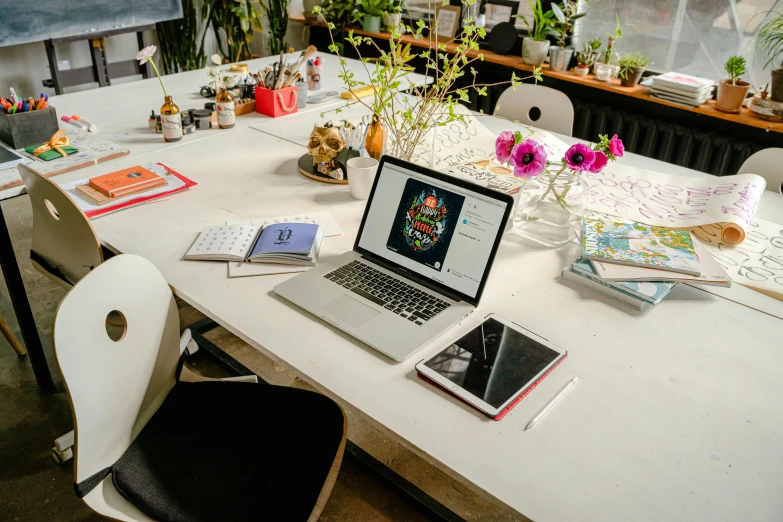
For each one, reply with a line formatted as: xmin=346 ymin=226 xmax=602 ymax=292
xmin=216 ymin=88 xmax=236 ymax=129
xmin=160 ymin=95 xmax=182 ymax=142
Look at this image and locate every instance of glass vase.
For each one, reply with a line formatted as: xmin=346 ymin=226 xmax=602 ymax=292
xmin=387 ymin=126 xmax=436 ymax=168
xmin=511 ymin=170 xmax=589 ymax=247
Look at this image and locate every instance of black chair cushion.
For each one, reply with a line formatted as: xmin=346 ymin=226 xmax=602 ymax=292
xmin=111 ymin=382 xmax=345 ymax=522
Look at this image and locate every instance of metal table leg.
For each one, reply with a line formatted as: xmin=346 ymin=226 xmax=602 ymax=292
xmin=0 ymin=202 xmax=54 ymax=390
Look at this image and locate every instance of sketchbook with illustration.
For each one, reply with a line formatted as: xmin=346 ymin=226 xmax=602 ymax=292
xmin=185 ymin=222 xmax=323 ymax=266
xmin=582 ymin=219 xmax=701 ymax=276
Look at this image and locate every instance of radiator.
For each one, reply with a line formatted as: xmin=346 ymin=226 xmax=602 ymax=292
xmin=570 ymin=101 xmax=763 ymax=177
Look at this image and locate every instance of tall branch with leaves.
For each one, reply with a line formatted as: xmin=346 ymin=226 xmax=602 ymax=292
xmin=157 ymin=0 xmax=208 ymax=73
xmin=313 ymin=0 xmax=541 ymax=162
xmin=261 ymin=0 xmax=291 ymax=55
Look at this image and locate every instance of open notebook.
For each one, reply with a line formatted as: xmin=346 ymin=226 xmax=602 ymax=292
xmin=185 ymin=222 xmax=323 ymax=266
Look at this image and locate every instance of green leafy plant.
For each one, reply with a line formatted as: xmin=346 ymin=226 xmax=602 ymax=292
xmin=358 ymin=0 xmax=388 ymax=18
xmin=312 ymin=0 xmax=541 ymax=162
xmin=603 ymin=14 xmax=622 ymax=64
xmin=203 ymin=0 xmax=263 ymax=63
xmin=261 ymin=0 xmax=291 ymax=55
xmin=724 ymin=56 xmax=747 ymax=85
xmin=156 ymin=0 xmax=208 ymax=74
xmin=516 ymin=0 xmax=555 ymax=42
xmin=618 ymin=52 xmax=650 ymax=79
xmin=755 ymin=12 xmax=783 ymax=71
xmin=576 ymin=37 xmax=601 ymax=66
xmin=547 ymin=0 xmax=587 ymax=49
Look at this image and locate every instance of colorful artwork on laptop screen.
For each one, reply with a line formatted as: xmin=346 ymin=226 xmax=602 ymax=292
xmin=582 ymin=219 xmax=701 ymax=275
xmin=387 ymin=178 xmax=465 ymax=272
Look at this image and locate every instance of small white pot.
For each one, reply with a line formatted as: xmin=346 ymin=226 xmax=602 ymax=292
xmin=382 ymin=12 xmax=402 ymax=32
xmin=522 ymin=37 xmax=550 ymax=66
xmin=573 ymin=66 xmax=590 ymax=76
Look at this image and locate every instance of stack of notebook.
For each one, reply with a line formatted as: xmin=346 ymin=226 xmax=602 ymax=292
xmin=650 ymin=72 xmax=714 ymax=107
xmin=76 ymin=165 xmax=168 ymax=205
xmin=562 ymin=219 xmax=731 ymax=310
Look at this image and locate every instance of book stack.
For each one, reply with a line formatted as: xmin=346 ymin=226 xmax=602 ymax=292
xmin=76 ymin=165 xmax=168 ymax=205
xmin=650 ymin=72 xmax=715 ymax=107
xmin=562 ymin=219 xmax=731 ymax=310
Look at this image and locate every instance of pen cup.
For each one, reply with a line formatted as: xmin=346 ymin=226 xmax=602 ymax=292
xmin=296 ymin=82 xmax=308 ymax=109
xmin=307 ymin=64 xmax=322 ymax=91
xmin=347 ymin=157 xmax=379 ymax=200
xmin=254 ymin=86 xmax=299 ymax=118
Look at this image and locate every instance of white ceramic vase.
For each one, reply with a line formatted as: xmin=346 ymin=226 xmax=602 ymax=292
xmin=522 ymin=37 xmax=550 ymax=66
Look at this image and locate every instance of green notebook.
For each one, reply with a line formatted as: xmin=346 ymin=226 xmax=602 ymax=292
xmin=582 ymin=218 xmax=701 ymax=276
xmin=24 ymin=144 xmax=78 ymax=161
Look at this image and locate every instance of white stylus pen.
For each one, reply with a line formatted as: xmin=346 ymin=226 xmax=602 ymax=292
xmin=525 ymin=377 xmax=578 ymax=431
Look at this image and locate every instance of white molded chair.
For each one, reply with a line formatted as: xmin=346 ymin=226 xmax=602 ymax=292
xmin=18 ymin=164 xmax=104 ymax=289
xmin=494 ymin=84 xmax=575 ymax=136
xmin=738 ymin=148 xmax=783 ymax=194
xmin=54 ymin=254 xmax=346 ymax=521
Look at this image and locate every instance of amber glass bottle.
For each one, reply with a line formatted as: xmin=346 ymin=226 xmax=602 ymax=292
xmin=216 ymin=88 xmax=236 ymax=129
xmin=160 ymin=95 xmax=182 ymax=142
xmin=365 ymin=114 xmax=384 ymax=161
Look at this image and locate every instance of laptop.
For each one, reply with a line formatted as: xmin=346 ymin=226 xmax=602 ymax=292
xmin=274 ymin=155 xmax=513 ymax=361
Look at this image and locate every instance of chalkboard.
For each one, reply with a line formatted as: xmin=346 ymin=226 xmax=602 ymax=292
xmin=0 ymin=0 xmax=183 ymax=47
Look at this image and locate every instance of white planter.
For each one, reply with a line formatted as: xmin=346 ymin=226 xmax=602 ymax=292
xmin=573 ymin=66 xmax=589 ymax=76
xmin=522 ymin=37 xmax=550 ymax=66
xmin=382 ymin=13 xmax=403 ymax=32
xmin=594 ymin=62 xmax=620 ymax=79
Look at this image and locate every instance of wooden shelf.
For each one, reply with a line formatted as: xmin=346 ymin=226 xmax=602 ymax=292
xmin=292 ymin=15 xmax=783 ymax=134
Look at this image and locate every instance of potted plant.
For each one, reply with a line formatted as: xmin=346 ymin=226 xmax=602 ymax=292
xmin=382 ymin=0 xmax=402 ymax=32
xmin=715 ymin=56 xmax=750 ymax=113
xmin=597 ymin=14 xmax=622 ymax=78
xmin=618 ymin=52 xmax=649 ymax=87
xmin=358 ymin=0 xmax=385 ymax=32
xmin=547 ymin=0 xmax=586 ymax=72
xmin=755 ymin=12 xmax=783 ymax=102
xmin=574 ymin=37 xmax=601 ymax=76
xmin=519 ymin=0 xmax=555 ymax=66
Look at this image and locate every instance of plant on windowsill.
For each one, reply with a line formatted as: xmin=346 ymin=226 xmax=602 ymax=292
xmin=755 ymin=11 xmax=783 ymax=102
xmin=574 ymin=37 xmax=601 ymax=76
xmin=382 ymin=0 xmax=403 ymax=33
xmin=618 ymin=52 xmax=650 ymax=87
xmin=357 ymin=0 xmax=387 ymax=33
xmin=518 ymin=0 xmax=555 ymax=66
xmin=312 ymin=0 xmax=542 ymax=164
xmin=546 ymin=0 xmax=587 ymax=72
xmin=716 ymin=56 xmax=750 ymax=113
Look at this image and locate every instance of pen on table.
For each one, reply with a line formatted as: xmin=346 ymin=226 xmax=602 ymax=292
xmin=72 ymin=114 xmax=97 ymax=132
xmin=524 ymin=377 xmax=578 ymax=431
xmin=62 ymin=115 xmax=88 ymax=130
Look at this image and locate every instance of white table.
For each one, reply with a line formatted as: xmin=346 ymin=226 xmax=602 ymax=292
xmin=0 ymin=54 xmax=429 ymax=201
xmin=50 ymin=122 xmax=783 ymax=522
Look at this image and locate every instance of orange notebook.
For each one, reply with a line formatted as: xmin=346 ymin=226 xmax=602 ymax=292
xmin=88 ymin=166 xmax=166 ymax=198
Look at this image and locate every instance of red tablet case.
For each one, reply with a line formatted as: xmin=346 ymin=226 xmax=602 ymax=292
xmin=417 ymin=352 xmax=568 ymax=421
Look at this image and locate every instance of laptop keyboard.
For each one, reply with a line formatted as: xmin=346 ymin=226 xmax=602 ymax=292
xmin=324 ymin=261 xmax=451 ymax=326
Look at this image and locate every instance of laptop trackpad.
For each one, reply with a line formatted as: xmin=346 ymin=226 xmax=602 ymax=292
xmin=322 ymin=295 xmax=380 ymax=327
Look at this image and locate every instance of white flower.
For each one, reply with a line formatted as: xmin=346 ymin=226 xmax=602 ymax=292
xmin=135 ymin=45 xmax=157 ymax=64
xmin=211 ymin=54 xmax=223 ymax=66
xmin=223 ymin=74 xmax=238 ymax=88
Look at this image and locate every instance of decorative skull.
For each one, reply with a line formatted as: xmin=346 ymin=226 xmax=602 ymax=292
xmin=308 ymin=125 xmax=345 ymax=174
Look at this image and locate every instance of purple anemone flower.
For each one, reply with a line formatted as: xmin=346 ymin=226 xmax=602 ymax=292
xmin=589 ymin=151 xmax=608 ymax=173
xmin=565 ymin=143 xmax=595 ymax=172
xmin=509 ymin=139 xmax=547 ymax=178
xmin=495 ymin=131 xmax=516 ymax=164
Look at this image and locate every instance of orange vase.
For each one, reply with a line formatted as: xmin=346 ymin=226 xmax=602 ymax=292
xmin=365 ymin=115 xmax=384 ymax=161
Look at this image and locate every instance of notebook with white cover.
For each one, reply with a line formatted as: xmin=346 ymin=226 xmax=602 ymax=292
xmin=561 ymin=265 xmax=646 ymax=310
xmin=570 ymin=259 xmax=676 ymax=304
xmin=591 ymin=240 xmax=731 ymax=287
xmin=652 ymin=72 xmax=714 ymax=92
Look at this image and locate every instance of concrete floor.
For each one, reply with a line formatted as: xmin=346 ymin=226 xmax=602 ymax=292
xmin=0 ymin=195 xmax=438 ymax=521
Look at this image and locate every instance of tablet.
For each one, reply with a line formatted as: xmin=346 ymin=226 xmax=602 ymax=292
xmin=415 ymin=314 xmax=567 ymax=419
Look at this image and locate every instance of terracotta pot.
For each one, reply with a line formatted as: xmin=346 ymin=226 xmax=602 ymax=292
xmin=522 ymin=37 xmax=550 ymax=66
xmin=620 ymin=66 xmax=644 ymax=87
xmin=771 ymin=69 xmax=783 ymax=103
xmin=716 ymin=79 xmax=750 ymax=113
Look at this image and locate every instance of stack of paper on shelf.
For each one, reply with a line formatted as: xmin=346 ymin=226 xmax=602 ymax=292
xmin=562 ymin=219 xmax=731 ymax=309
xmin=650 ymin=72 xmax=715 ymax=107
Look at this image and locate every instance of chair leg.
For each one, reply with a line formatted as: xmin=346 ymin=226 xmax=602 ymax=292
xmin=0 ymin=312 xmax=26 ymax=356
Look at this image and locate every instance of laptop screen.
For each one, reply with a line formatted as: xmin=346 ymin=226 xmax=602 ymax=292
xmin=356 ymin=160 xmax=509 ymax=301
